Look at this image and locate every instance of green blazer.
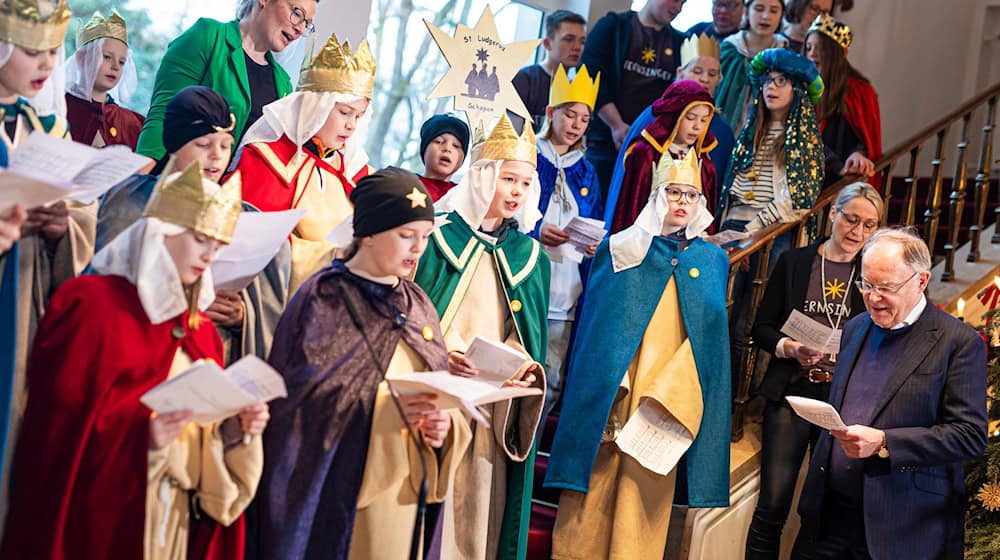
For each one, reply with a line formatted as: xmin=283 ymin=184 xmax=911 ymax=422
xmin=136 ymin=18 xmax=294 ymax=159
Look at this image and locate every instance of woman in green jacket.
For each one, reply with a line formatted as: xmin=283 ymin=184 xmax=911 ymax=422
xmin=136 ymin=0 xmax=318 ymax=160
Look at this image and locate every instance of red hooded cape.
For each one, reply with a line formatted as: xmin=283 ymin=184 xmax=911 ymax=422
xmin=612 ymin=80 xmax=719 ymax=234
xmin=820 ymin=77 xmax=883 ymax=189
xmin=65 ymin=93 xmax=145 ymax=150
xmin=0 ymin=275 xmax=239 ymax=560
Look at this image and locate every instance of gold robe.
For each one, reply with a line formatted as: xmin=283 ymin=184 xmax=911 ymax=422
xmin=437 ymin=249 xmax=545 ymax=560
xmin=144 ymin=349 xmax=263 ymax=560
xmin=552 ymin=277 xmax=704 ymax=560
xmin=349 ymin=341 xmax=472 ymax=559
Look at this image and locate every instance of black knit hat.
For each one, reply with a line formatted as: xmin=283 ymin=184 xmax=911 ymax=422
xmin=419 ymin=114 xmax=470 ymax=160
xmin=151 ymin=86 xmax=234 ymax=175
xmin=351 ymin=167 xmax=435 ymax=237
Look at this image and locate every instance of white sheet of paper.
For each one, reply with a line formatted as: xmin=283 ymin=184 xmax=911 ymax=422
xmin=390 ymin=370 xmax=542 ymax=426
xmin=614 ymin=398 xmax=694 ymax=476
xmin=0 ymin=173 xmax=73 ymax=209
xmin=781 ymin=308 xmax=843 ymax=354
xmin=464 ymin=336 xmax=530 ymax=386
xmin=785 ymin=396 xmax=848 ymax=431
xmin=212 ymin=209 xmax=304 ymax=291
xmin=563 ymin=215 xmax=606 ymax=252
xmin=4 ymin=132 xmax=151 ymax=204
xmin=140 ymin=356 xmax=287 ymax=425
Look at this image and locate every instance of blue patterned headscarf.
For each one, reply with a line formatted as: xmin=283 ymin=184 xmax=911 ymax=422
xmin=726 ymin=49 xmax=825 ymax=213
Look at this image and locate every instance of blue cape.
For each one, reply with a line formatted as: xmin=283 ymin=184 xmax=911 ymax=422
xmin=544 ymin=236 xmax=732 ymax=507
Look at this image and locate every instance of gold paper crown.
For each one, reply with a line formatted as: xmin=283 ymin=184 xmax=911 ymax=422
xmin=471 ymin=113 xmax=536 ymax=166
xmin=77 ymin=10 xmax=127 ymax=47
xmin=654 ymin=148 xmax=702 ymax=192
xmin=298 ymin=33 xmax=377 ymax=98
xmin=0 ymin=0 xmax=71 ymax=51
xmin=809 ymin=14 xmax=852 ymax=50
xmin=143 ymin=161 xmax=243 ymax=244
xmin=679 ymin=33 xmax=721 ymax=67
xmin=549 ymin=64 xmax=600 ymax=111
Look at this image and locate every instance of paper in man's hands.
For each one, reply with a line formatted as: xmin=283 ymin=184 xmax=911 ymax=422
xmin=785 ymin=396 xmax=848 ymax=431
xmin=781 ymin=309 xmax=842 ymax=354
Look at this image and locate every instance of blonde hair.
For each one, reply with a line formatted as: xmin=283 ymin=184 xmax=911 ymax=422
xmin=863 ymin=227 xmax=932 ymax=273
xmin=539 ymin=102 xmax=587 ymax=152
xmin=834 ymin=181 xmax=884 ymax=219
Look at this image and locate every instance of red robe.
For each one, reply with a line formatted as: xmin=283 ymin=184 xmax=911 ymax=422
xmin=0 ymin=275 xmax=239 ymax=560
xmin=65 ymin=93 xmax=145 ymax=150
xmin=611 ymin=81 xmax=719 ymax=234
xmin=236 ymin=134 xmax=365 ymax=213
xmin=419 ymin=175 xmax=458 ymax=202
xmin=820 ymin=77 xmax=883 ymax=189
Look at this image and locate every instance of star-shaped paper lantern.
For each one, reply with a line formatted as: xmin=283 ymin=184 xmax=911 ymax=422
xmin=406 ymin=186 xmax=428 ymax=208
xmin=425 ymin=6 xmax=540 ymax=131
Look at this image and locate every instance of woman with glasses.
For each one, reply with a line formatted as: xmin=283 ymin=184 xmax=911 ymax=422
xmin=804 ymin=15 xmax=882 ymax=188
xmin=715 ymin=0 xmax=789 ymax=128
xmin=136 ymin=0 xmax=318 ymax=159
xmin=546 ymin=149 xmax=732 ymax=560
xmin=744 ymin=181 xmax=882 ymax=559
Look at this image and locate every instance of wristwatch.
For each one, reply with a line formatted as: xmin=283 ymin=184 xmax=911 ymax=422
xmin=877 ymin=432 xmax=889 ymax=459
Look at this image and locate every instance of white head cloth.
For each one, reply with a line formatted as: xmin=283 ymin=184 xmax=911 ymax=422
xmin=609 ymin=184 xmax=715 ymax=273
xmin=65 ymin=38 xmax=138 ymax=104
xmin=234 ymin=90 xmax=371 ymax=178
xmin=434 ymin=158 xmax=543 ymax=234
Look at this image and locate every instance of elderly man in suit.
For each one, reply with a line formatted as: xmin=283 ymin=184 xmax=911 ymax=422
xmin=791 ymin=228 xmax=987 ymax=559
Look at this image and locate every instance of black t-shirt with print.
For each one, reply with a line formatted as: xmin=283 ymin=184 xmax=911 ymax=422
xmin=619 ymin=14 xmax=681 ymax=125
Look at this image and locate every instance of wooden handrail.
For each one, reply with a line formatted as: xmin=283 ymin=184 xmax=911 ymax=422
xmin=727 ymin=80 xmax=1000 ymax=441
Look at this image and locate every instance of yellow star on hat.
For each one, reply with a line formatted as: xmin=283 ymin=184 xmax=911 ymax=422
xmin=406 ymin=187 xmax=428 ymax=208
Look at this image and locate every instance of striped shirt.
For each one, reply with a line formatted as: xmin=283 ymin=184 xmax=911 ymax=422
xmin=727 ymin=122 xmax=789 ymax=227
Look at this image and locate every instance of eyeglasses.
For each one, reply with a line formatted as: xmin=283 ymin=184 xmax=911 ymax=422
xmin=665 ymin=187 xmax=702 ymax=204
xmin=713 ymin=0 xmax=741 ymax=9
xmin=763 ymin=74 xmax=788 ymax=87
xmin=805 ymin=3 xmax=828 ymax=17
xmin=287 ymin=1 xmax=315 ymax=34
xmin=855 ymin=271 xmax=919 ymax=295
xmin=837 ymin=210 xmax=879 ymax=233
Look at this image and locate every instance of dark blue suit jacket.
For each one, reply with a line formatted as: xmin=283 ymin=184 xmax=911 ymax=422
xmin=797 ymin=303 xmax=987 ymax=559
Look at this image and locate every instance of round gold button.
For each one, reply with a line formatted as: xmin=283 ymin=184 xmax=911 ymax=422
xmin=510 ymin=300 xmax=523 ymax=313
xmin=689 ymin=268 xmax=700 ymax=279
xmin=421 ymin=325 xmax=434 ymax=341
xmin=580 ymin=187 xmax=589 ymax=197
xmin=109 ymin=126 xmax=118 ymax=138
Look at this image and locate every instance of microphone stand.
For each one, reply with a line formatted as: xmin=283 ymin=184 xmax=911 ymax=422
xmin=338 ymin=281 xmax=429 ymax=560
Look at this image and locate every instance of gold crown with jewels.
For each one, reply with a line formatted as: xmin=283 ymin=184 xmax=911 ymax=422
xmin=810 ymin=14 xmax=852 ymax=50
xmin=298 ymin=32 xmax=377 ymax=98
xmin=144 ymin=160 xmax=243 ymax=244
xmin=0 ymin=0 xmax=71 ymax=51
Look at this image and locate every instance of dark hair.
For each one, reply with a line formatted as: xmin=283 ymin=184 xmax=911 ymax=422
xmin=785 ymin=0 xmax=851 ymax=25
xmin=807 ymin=31 xmax=868 ymax=121
xmin=751 ymin=97 xmax=787 ymax=169
xmin=545 ymin=10 xmax=586 ymax=39
xmin=741 ymin=0 xmax=785 ymax=30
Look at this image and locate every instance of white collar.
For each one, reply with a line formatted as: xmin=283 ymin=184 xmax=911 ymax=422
xmin=891 ymin=294 xmax=927 ymax=330
xmin=538 ymin=138 xmax=584 ymax=169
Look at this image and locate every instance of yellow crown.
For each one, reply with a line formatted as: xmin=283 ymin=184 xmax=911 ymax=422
xmin=0 ymin=0 xmax=71 ymax=51
xmin=298 ymin=33 xmax=377 ymax=98
xmin=549 ymin=64 xmax=600 ymax=111
xmin=680 ymin=33 xmax=721 ymax=67
xmin=471 ymin=113 xmax=536 ymax=167
xmin=654 ymin=148 xmax=701 ymax=192
xmin=143 ymin=160 xmax=243 ymax=244
xmin=77 ymin=10 xmax=127 ymax=47
xmin=809 ymin=14 xmax=851 ymax=50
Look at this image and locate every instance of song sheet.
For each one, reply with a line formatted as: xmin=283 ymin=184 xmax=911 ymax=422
xmin=212 ymin=209 xmax=304 ymax=291
xmin=390 ymin=370 xmax=542 ymax=426
xmin=781 ymin=308 xmax=842 ymax=354
xmin=463 ymin=336 xmax=530 ymax=386
xmin=785 ymin=396 xmax=849 ymax=431
xmin=614 ymin=398 xmax=694 ymax=476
